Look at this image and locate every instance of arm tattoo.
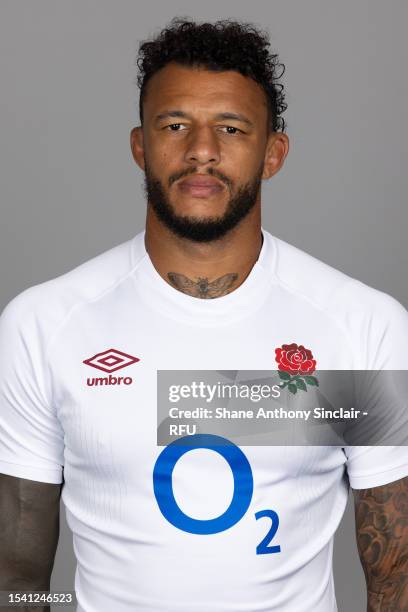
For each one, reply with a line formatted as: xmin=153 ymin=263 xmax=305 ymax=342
xmin=0 ymin=474 xmax=62 ymax=612
xmin=167 ymin=272 xmax=238 ymax=299
xmin=353 ymin=476 xmax=408 ymax=611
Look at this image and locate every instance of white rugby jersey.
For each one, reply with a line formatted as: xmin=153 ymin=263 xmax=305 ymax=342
xmin=0 ymin=228 xmax=407 ymax=612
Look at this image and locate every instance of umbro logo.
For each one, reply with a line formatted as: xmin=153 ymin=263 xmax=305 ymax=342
xmin=83 ymin=348 xmax=140 ymax=373
xmin=83 ymin=348 xmax=140 ymax=387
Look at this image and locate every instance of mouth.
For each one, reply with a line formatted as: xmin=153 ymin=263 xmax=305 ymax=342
xmin=177 ymin=175 xmax=226 ymax=198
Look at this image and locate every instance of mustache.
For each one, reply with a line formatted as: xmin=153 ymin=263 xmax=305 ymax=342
xmin=169 ymin=167 xmax=232 ymax=189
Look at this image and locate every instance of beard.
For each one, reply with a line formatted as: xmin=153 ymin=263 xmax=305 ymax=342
xmin=143 ymin=162 xmax=263 ymax=243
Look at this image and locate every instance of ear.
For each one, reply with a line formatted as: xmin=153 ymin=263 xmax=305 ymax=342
xmin=130 ymin=126 xmax=145 ymax=171
xmin=262 ymin=132 xmax=290 ymax=180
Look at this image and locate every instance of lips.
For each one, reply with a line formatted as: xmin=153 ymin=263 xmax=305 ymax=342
xmin=177 ymin=175 xmax=225 ymax=197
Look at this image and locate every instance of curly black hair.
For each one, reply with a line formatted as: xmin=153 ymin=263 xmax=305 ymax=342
xmin=136 ymin=17 xmax=287 ymax=133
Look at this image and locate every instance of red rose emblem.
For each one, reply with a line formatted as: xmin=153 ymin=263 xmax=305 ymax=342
xmin=275 ymin=343 xmax=316 ymax=375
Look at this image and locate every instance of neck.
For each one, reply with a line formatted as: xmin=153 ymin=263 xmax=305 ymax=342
xmin=144 ymin=205 xmax=263 ymax=299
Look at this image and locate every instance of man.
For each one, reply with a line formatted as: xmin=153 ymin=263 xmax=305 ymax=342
xmin=0 ymin=17 xmax=407 ymax=612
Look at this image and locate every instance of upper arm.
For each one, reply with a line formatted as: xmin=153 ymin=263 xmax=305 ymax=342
xmin=0 ymin=292 xmax=64 ymax=483
xmin=0 ymin=473 xmax=62 ymax=589
xmin=353 ymin=476 xmax=408 ymax=610
xmin=0 ymin=290 xmax=65 ymax=593
xmin=344 ymin=290 xmax=408 ymax=609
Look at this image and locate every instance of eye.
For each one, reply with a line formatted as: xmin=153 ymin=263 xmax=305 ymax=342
xmin=166 ymin=123 xmax=186 ymax=131
xmin=220 ymin=126 xmax=242 ymax=135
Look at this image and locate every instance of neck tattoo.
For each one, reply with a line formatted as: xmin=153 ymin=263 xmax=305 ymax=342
xmin=167 ymin=272 xmax=239 ymax=299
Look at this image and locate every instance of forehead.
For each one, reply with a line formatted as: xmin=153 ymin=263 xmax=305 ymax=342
xmin=142 ymin=62 xmax=268 ymax=120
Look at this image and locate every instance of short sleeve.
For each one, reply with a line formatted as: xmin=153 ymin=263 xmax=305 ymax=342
xmin=344 ymin=446 xmax=408 ymax=489
xmin=344 ymin=291 xmax=408 ymax=489
xmin=0 ymin=292 xmax=64 ymax=484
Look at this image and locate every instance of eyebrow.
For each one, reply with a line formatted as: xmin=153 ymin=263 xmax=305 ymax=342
xmin=154 ymin=110 xmax=254 ymax=127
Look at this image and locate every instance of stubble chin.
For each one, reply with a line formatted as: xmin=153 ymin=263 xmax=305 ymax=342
xmin=143 ymin=164 xmax=262 ymax=242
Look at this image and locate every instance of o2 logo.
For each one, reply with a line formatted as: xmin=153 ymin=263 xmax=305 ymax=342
xmin=153 ymin=434 xmax=281 ymax=555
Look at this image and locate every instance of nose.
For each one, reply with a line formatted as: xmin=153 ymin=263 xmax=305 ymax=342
xmin=184 ymin=126 xmax=221 ymax=166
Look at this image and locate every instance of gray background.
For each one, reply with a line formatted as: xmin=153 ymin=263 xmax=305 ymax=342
xmin=0 ymin=1 xmax=407 ymax=610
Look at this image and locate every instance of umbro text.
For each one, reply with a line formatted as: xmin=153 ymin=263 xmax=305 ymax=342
xmin=87 ymin=375 xmax=133 ymax=386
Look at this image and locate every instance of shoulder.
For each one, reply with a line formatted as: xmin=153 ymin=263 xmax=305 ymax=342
xmin=263 ymin=230 xmax=408 ymax=367
xmin=0 ymin=231 xmax=146 ymax=346
xmin=266 ymin=229 xmax=405 ymax=314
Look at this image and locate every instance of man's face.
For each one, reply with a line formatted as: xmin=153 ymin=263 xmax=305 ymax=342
xmin=131 ymin=62 xmax=282 ymax=242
